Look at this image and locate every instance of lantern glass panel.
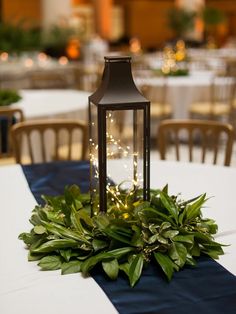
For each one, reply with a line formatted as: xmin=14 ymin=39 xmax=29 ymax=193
xmin=89 ymin=101 xmax=99 ymax=211
xmin=106 ymin=108 xmax=144 ymax=206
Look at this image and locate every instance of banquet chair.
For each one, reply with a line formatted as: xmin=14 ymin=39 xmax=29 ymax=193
xmin=189 ymin=76 xmax=236 ymax=121
xmin=140 ymin=79 xmax=172 ymax=121
xmin=0 ymin=107 xmax=24 ymax=164
xmin=11 ymin=119 xmax=88 ymax=164
xmin=158 ymin=119 xmax=234 ymax=166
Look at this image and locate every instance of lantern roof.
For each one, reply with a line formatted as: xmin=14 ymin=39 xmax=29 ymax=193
xmin=89 ymin=56 xmax=148 ymax=106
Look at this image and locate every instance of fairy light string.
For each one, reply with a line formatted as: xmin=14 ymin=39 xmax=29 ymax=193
xmin=90 ymin=110 xmax=143 ymax=212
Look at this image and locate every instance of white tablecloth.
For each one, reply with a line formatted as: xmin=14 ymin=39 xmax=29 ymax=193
xmin=135 ymin=71 xmax=216 ymax=120
xmin=14 ymin=89 xmax=90 ymax=121
xmin=0 ymin=160 xmax=236 ymax=314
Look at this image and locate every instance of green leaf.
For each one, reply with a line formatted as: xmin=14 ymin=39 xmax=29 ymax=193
xmin=128 ymin=254 xmax=144 ymax=287
xmin=185 ymin=194 xmax=206 ymax=222
xmin=42 ymin=221 xmax=90 ymax=244
xmin=173 ymin=235 xmax=194 ymax=244
xmin=102 ymin=259 xmax=119 ymax=280
xmin=191 ymin=242 xmax=201 ymax=256
xmin=169 ymin=242 xmax=187 ymax=267
xmin=61 ymin=260 xmax=82 ymax=275
xmin=159 ymin=192 xmax=178 ymax=222
xmin=131 ymin=225 xmax=143 ymax=247
xmin=103 ymin=227 xmax=132 ymax=245
xmin=81 ymin=247 xmax=134 ymax=274
xmin=32 ymin=239 xmax=79 ymax=253
xmin=119 ymin=262 xmax=130 ymax=277
xmin=92 ymin=239 xmax=108 ymax=251
xmin=154 ymin=252 xmax=175 ymax=281
xmin=38 ymin=255 xmax=62 ymax=270
xmin=60 ymin=249 xmax=72 ymax=262
xmin=163 ymin=230 xmax=179 ymax=239
xmin=28 ymin=252 xmax=45 ymax=261
xmin=33 ymin=225 xmax=46 ymax=235
xmin=186 ymin=255 xmax=197 ymax=266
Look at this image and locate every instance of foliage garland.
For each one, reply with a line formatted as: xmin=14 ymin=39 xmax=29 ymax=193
xmin=19 ymin=185 xmax=224 ymax=287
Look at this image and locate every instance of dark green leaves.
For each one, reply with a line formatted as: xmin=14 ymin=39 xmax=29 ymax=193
xmin=38 ymin=255 xmax=62 ymax=270
xmin=154 ymin=252 xmax=177 ymax=281
xmin=102 ymin=259 xmax=119 ymax=280
xmin=128 ymin=254 xmax=144 ymax=287
xmin=19 ymin=184 xmax=225 ymax=286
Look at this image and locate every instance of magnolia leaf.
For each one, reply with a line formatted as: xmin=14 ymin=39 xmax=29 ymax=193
xmin=18 ymin=232 xmax=34 ymax=245
xmin=119 ymin=262 xmax=130 ymax=277
xmin=191 ymin=242 xmax=201 ymax=256
xmin=128 ymin=254 xmax=144 ymax=287
xmin=103 ymin=227 xmax=132 ymax=245
xmin=185 ymin=194 xmax=206 ymax=222
xmin=28 ymin=252 xmax=45 ymax=261
xmin=159 ymin=192 xmax=178 ymax=222
xmin=60 ymin=249 xmax=72 ymax=262
xmin=160 ymin=222 xmax=172 ymax=231
xmin=34 ymin=225 xmax=46 ymax=235
xmin=169 ymin=242 xmax=187 ymax=267
xmin=92 ymin=239 xmax=108 ymax=251
xmin=131 ymin=225 xmax=143 ymax=247
xmin=42 ymin=221 xmax=90 ymax=244
xmin=32 ymin=239 xmax=79 ymax=253
xmin=186 ymin=255 xmax=197 ymax=266
xmin=102 ymin=259 xmax=119 ymax=280
xmin=38 ymin=255 xmax=62 ymax=270
xmin=162 ymin=184 xmax=169 ymax=194
xmin=81 ymin=247 xmax=134 ymax=274
xmin=163 ymin=230 xmax=179 ymax=239
xmin=61 ymin=260 xmax=82 ymax=275
xmin=173 ymin=235 xmax=194 ymax=244
xmin=154 ymin=252 xmax=175 ymax=281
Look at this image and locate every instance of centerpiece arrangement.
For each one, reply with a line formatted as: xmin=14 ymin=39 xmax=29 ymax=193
xmin=0 ymin=89 xmax=22 ymax=106
xmin=19 ymin=56 xmax=224 ymax=287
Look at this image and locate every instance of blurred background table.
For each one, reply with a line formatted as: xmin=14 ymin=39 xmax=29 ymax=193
xmin=13 ymin=89 xmax=90 ymax=121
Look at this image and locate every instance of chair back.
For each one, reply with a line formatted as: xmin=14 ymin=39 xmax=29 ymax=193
xmin=158 ymin=119 xmax=234 ymax=166
xmin=210 ymin=76 xmax=236 ymax=113
xmin=11 ymin=119 xmax=88 ymax=164
xmin=0 ymin=107 xmax=24 ymax=158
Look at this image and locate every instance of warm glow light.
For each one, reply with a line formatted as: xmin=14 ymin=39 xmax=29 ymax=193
xmin=66 ymin=38 xmax=80 ymax=60
xmin=129 ymin=37 xmax=142 ymax=54
xmin=0 ymin=52 xmax=8 ymax=61
xmin=24 ymin=58 xmax=34 ymax=68
xmin=37 ymin=52 xmax=48 ymax=62
xmin=58 ymin=56 xmax=69 ymax=65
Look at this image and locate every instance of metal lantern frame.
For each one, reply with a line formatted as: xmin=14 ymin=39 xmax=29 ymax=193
xmin=88 ymin=56 xmax=150 ymax=213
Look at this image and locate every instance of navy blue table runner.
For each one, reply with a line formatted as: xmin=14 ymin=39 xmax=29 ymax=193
xmin=22 ymin=161 xmax=236 ymax=314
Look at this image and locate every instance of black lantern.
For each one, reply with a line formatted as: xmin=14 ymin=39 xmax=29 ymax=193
xmin=89 ymin=56 xmax=150 ymax=214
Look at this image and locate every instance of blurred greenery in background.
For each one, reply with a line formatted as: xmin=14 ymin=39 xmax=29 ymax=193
xmin=0 ymin=21 xmax=83 ymax=57
xmin=0 ymin=22 xmax=42 ymax=53
xmin=167 ymin=8 xmax=196 ymax=39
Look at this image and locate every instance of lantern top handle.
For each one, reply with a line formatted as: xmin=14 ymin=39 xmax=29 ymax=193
xmin=104 ymin=56 xmax=131 ymax=63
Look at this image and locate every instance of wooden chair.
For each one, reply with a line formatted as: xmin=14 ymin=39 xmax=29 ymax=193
xmin=11 ymin=119 xmax=88 ymax=164
xmin=189 ymin=76 xmax=236 ymax=121
xmin=0 ymin=107 xmax=24 ymax=164
xmin=158 ymin=119 xmax=234 ymax=166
